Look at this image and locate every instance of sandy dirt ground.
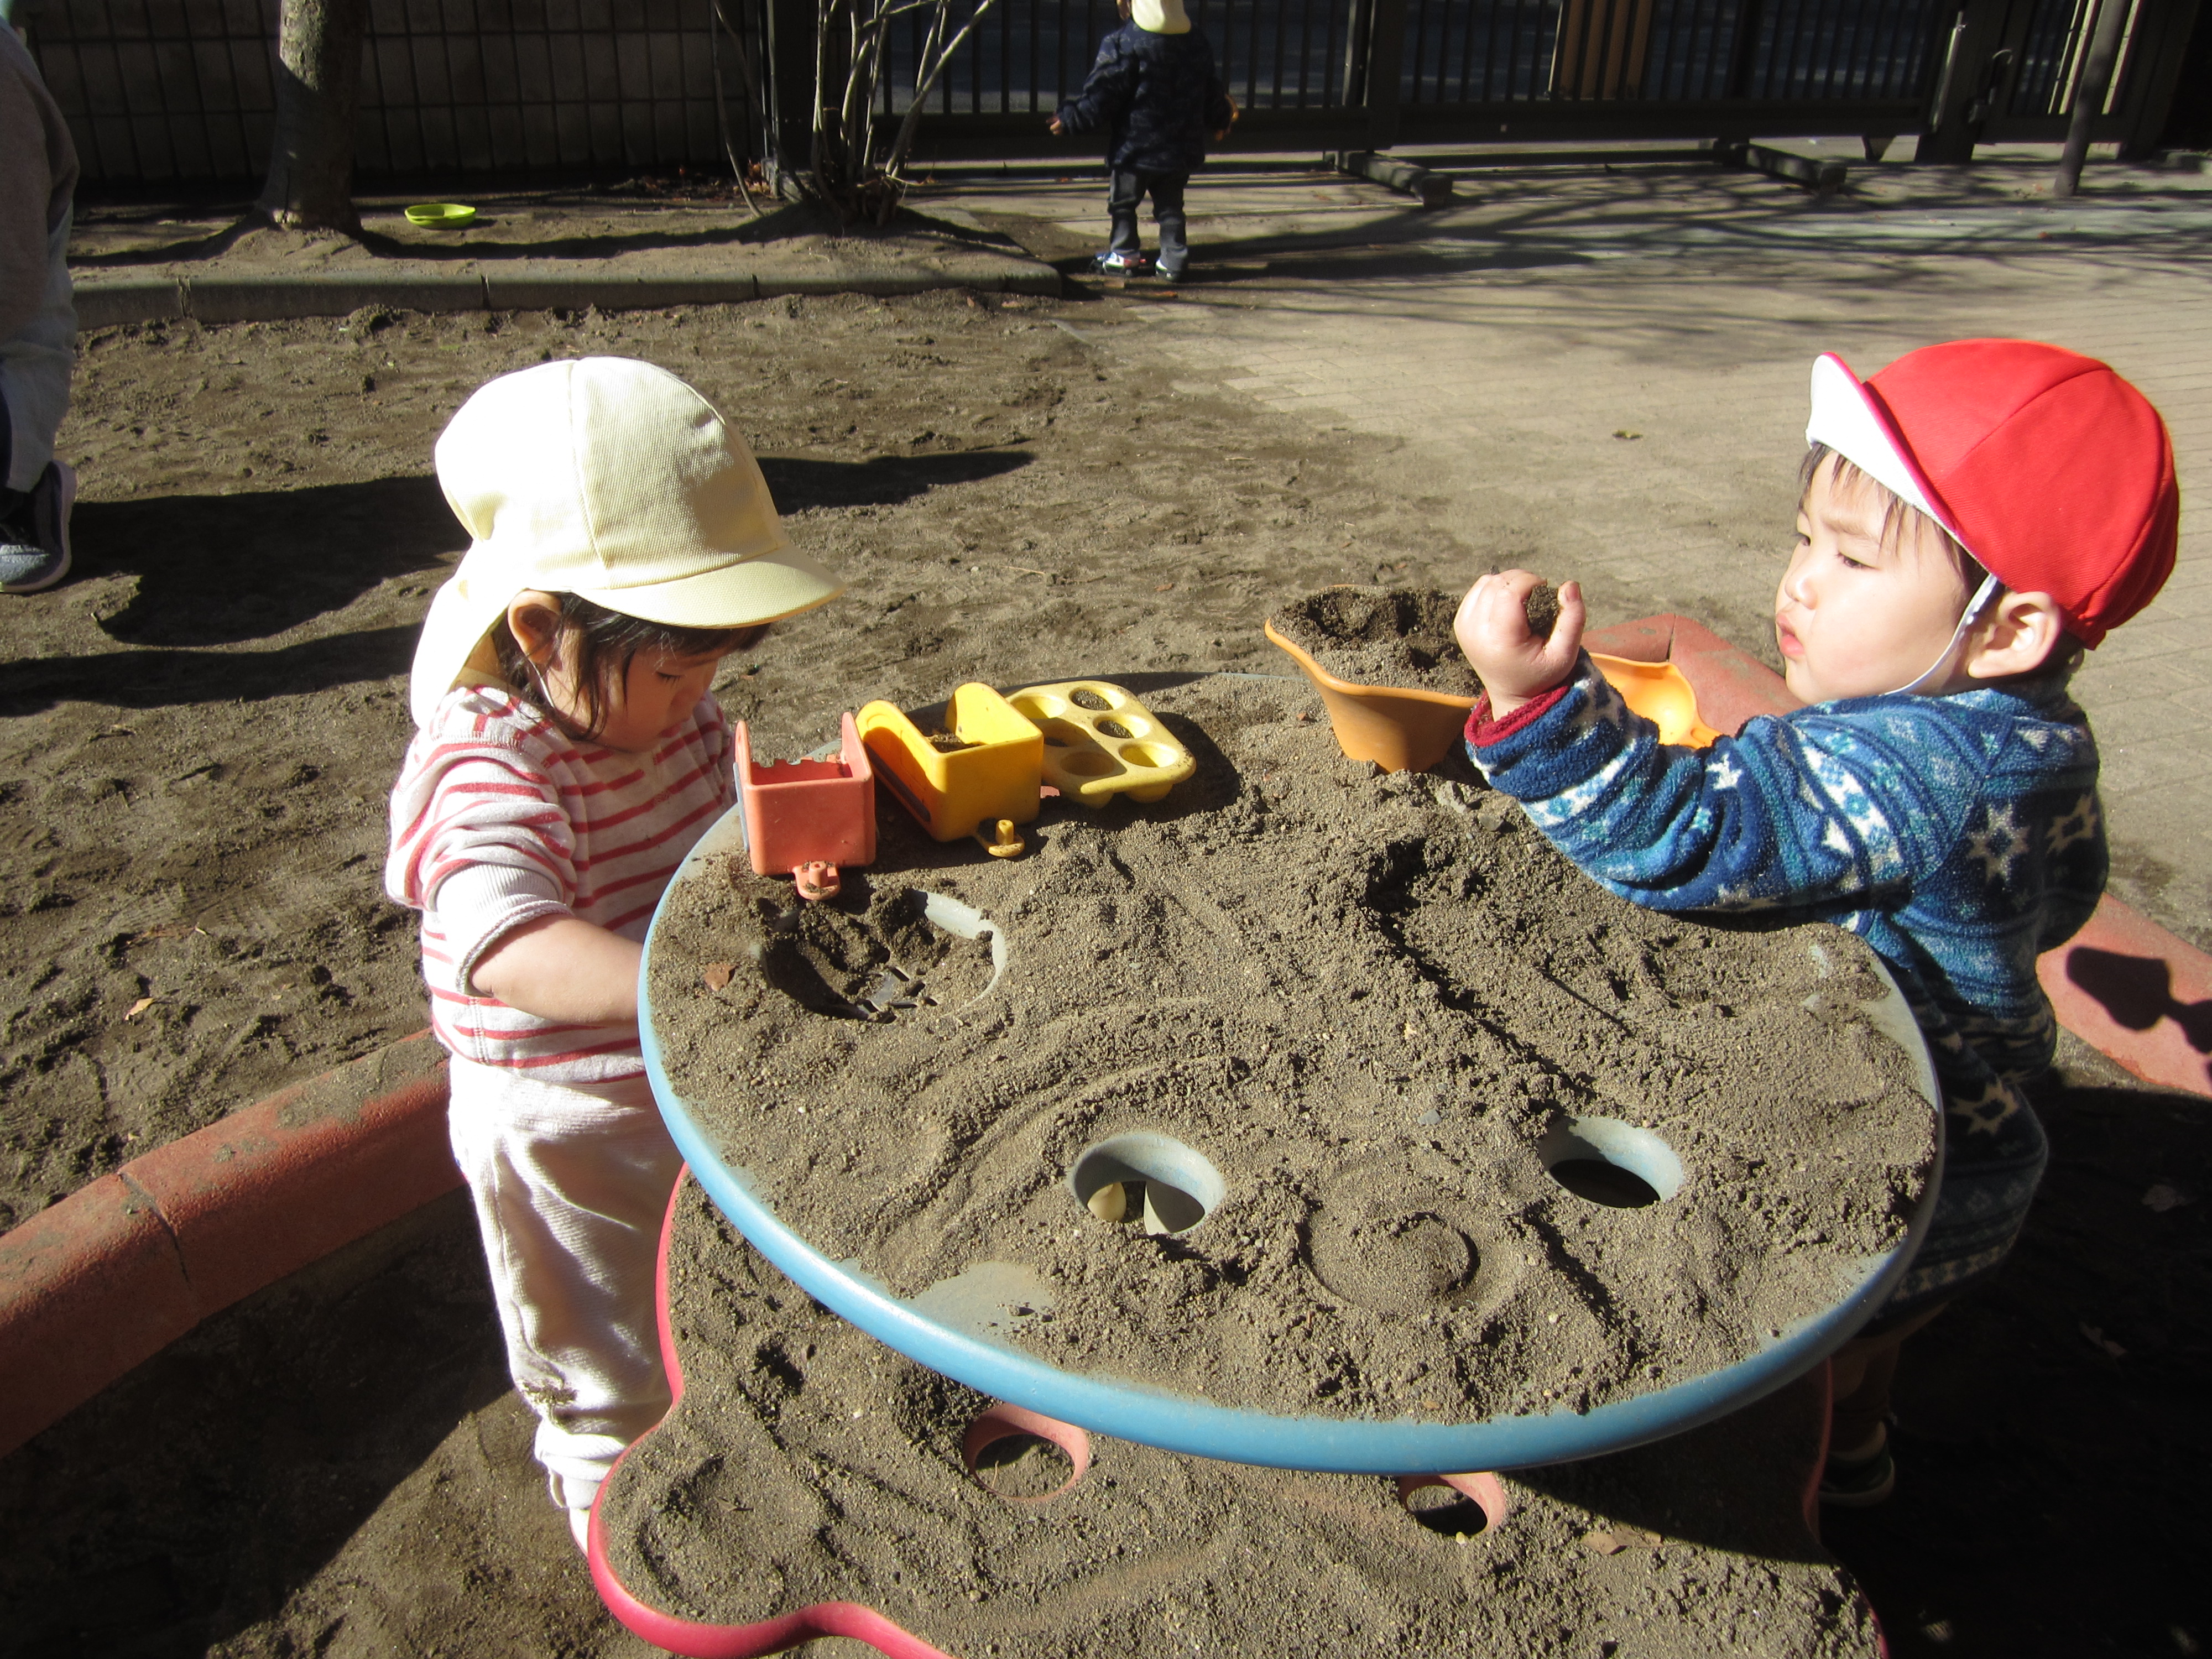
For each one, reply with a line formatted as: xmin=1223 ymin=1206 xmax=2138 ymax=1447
xmin=0 ymin=278 xmax=1468 ymax=1234
xmin=1 ymin=210 xmax=2206 ymax=1658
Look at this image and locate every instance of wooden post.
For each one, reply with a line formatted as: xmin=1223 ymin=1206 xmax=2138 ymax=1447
xmin=2055 ymin=0 xmax=2133 ymax=196
xmin=1916 ymin=2 xmax=2008 ymax=163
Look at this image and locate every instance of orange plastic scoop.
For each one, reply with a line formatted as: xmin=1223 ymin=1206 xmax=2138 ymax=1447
xmin=1264 ymin=620 xmax=1721 ymax=773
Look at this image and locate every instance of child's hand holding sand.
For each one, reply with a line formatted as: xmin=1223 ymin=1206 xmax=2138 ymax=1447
xmin=1453 ymin=571 xmax=1585 ymax=717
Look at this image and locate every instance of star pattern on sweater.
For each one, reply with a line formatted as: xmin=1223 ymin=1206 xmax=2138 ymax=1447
xmin=2045 ymin=793 xmax=2100 ymax=856
xmin=1964 ymin=804 xmax=2030 ymax=885
xmin=1947 ymin=1079 xmax=2020 ymax=1135
xmin=1710 ymin=754 xmax=1744 ymax=791
xmin=1567 ymin=681 xmax=1630 ymax=737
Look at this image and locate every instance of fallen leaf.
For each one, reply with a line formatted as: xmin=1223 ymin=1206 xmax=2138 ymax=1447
xmin=2079 ymin=1322 xmax=2127 ymax=1358
xmin=1582 ymin=1525 xmax=1658 ymax=1554
xmin=701 ymin=962 xmax=735 ymax=991
xmin=2143 ymin=1183 xmax=2194 ymax=1212
xmin=1613 ymin=429 xmax=1644 ymax=440
xmin=123 ymin=997 xmax=154 ymax=1020
xmin=1155 ymin=582 xmax=1175 ymax=591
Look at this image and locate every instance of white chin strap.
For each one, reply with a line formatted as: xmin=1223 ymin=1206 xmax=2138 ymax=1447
xmin=1887 ymin=573 xmax=2004 ymax=697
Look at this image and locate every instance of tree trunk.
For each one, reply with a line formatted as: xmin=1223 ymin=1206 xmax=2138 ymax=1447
xmin=257 ymin=0 xmax=368 ymax=232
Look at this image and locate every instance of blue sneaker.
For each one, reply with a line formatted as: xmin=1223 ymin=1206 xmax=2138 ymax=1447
xmin=0 ymin=460 xmax=76 ymax=594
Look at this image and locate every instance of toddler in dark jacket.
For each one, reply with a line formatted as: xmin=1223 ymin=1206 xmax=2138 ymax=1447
xmin=1050 ymin=0 xmax=1233 ymax=280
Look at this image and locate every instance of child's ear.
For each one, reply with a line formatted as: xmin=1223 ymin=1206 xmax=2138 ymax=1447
xmin=1964 ymin=591 xmax=2065 ymax=682
xmin=507 ymin=591 xmax=565 ymax=667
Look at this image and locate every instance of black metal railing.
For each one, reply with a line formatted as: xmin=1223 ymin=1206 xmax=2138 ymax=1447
xmin=22 ymin=0 xmax=2198 ymax=185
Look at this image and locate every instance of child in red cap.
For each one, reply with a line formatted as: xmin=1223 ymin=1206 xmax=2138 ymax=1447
xmin=1455 ymin=340 xmax=2179 ymax=1506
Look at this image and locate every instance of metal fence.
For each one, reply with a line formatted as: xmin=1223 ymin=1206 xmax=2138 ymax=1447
xmin=20 ymin=0 xmax=2202 ymax=185
xmin=27 ymin=0 xmax=765 ymax=185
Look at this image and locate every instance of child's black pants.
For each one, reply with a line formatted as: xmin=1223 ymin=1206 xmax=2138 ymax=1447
xmin=1107 ymin=170 xmax=1190 ymax=273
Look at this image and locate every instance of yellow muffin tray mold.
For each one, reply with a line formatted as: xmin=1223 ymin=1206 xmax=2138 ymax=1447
xmin=1006 ymin=680 xmax=1196 ymax=807
xmin=858 ymin=683 xmax=1045 ymax=843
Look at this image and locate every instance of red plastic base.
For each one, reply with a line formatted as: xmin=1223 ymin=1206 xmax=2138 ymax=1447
xmin=583 ymin=1173 xmax=958 ymax=1658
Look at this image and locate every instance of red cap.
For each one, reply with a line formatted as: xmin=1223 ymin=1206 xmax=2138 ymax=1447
xmin=1806 ymin=340 xmax=2178 ymax=647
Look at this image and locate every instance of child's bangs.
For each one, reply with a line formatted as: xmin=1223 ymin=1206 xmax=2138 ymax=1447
xmin=1799 ymin=444 xmax=1986 ymax=585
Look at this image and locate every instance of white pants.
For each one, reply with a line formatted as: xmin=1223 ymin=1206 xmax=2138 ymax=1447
xmin=1 ymin=205 xmax=73 ymax=492
xmin=446 ymin=1053 xmax=684 ymax=1517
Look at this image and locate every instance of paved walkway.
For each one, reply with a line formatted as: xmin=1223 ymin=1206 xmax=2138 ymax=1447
xmin=920 ymin=144 xmax=2212 ymax=947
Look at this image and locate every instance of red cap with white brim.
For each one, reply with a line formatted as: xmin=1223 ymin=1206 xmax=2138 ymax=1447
xmin=1804 ymin=340 xmax=2178 ymax=648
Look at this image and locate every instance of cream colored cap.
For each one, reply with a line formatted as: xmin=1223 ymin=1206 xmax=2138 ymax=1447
xmin=1132 ymin=0 xmax=1191 ymax=32
xmin=408 ymin=357 xmax=842 ymax=726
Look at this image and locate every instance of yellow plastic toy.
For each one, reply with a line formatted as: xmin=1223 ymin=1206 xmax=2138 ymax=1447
xmin=403 ymin=202 xmax=477 ymax=228
xmin=857 ymin=684 xmax=1045 ymax=844
xmin=1005 ymin=680 xmax=1196 ymax=807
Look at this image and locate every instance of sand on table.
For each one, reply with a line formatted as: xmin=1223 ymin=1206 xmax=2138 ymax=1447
xmin=648 ymin=674 xmax=1936 ymax=1426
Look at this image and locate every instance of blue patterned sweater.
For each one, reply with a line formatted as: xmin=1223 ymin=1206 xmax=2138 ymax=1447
xmin=1465 ymin=655 xmax=2105 ymax=1312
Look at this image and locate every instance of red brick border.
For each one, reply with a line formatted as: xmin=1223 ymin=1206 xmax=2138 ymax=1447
xmin=0 ymin=1031 xmax=456 ymax=1458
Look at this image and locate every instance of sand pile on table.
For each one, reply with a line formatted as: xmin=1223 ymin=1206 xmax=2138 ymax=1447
xmin=601 ymin=1187 xmax=1884 ymax=1658
xmin=646 ymin=675 xmax=1934 ymax=1424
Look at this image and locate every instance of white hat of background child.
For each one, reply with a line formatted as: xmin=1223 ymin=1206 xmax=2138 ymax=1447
xmin=1133 ymin=0 xmax=1191 ymax=33
xmin=408 ymin=356 xmax=843 ymax=726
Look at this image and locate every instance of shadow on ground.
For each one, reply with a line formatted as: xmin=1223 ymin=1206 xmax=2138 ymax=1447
xmin=760 ymin=447 xmax=1031 ymax=511
xmin=0 ymin=1192 xmax=561 ymax=1658
xmin=76 ymin=474 xmax=461 ymax=648
xmin=1822 ymin=1062 xmax=2212 ymax=1657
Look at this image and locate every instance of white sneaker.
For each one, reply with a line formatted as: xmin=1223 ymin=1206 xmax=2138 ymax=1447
xmin=0 ymin=460 xmax=75 ymax=594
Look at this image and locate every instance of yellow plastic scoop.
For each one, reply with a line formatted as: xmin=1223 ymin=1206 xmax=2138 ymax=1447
xmin=1587 ymin=654 xmax=1723 ymax=749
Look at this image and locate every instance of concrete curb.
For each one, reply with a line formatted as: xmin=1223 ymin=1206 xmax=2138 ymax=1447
xmin=72 ymin=259 xmax=1064 ymax=330
xmin=0 ymin=1031 xmax=455 ymax=1459
xmin=1331 ymin=149 xmax=1455 ymax=207
xmin=1588 ymin=614 xmax=2212 ymax=1101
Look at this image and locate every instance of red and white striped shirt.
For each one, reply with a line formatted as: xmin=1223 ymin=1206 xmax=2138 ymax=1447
xmin=385 ymin=684 xmax=735 ymax=1083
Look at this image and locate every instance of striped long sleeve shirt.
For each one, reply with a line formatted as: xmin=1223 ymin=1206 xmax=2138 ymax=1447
xmin=385 ymin=684 xmax=736 ymax=1083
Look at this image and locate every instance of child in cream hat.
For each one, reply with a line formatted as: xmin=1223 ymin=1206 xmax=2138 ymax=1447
xmin=1050 ymin=0 xmax=1235 ymax=281
xmin=385 ymin=357 xmax=842 ymax=1551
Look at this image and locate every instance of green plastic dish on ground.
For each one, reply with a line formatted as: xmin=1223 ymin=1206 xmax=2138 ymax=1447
xmin=403 ymin=202 xmax=476 ymax=228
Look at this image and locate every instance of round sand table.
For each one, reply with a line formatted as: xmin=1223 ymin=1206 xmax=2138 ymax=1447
xmin=642 ymin=674 xmax=1940 ymax=1474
